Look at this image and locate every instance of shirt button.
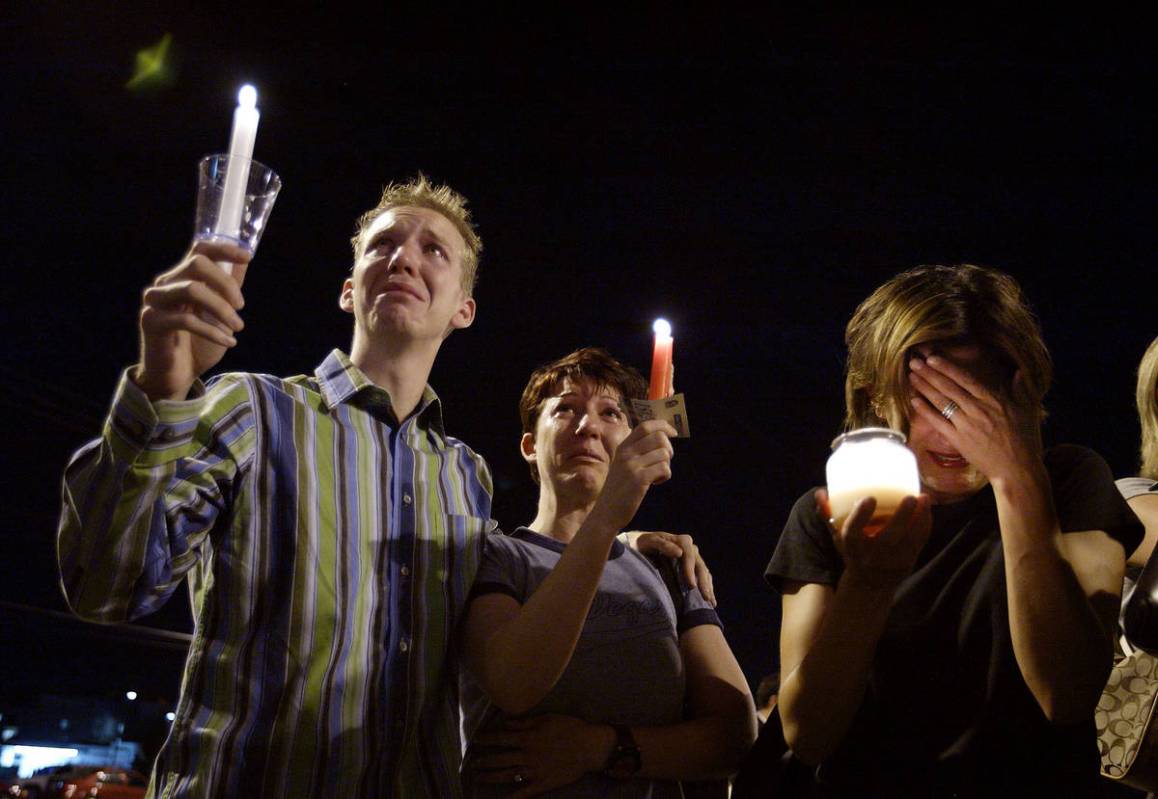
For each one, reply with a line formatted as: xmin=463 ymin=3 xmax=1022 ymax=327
xmin=400 ymin=565 xmax=410 ymax=577
xmin=403 ymin=493 xmax=413 ymax=505
xmin=399 ymin=639 xmax=410 ymax=653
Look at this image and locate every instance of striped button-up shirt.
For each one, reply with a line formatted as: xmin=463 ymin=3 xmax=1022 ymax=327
xmin=59 ymin=349 xmax=493 ymax=798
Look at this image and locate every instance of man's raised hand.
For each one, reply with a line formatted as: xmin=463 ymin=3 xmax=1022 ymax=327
xmin=135 ymin=240 xmax=250 ymax=401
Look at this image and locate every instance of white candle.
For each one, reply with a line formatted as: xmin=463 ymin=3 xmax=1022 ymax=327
xmin=214 ymin=84 xmax=260 ymax=263
xmin=826 ymin=427 xmax=920 ymax=536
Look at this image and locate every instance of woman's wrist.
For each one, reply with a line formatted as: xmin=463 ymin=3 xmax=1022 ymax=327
xmin=586 ymin=723 xmax=618 ymax=773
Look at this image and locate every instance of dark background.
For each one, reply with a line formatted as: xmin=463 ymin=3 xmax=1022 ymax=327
xmin=2 ymin=6 xmax=1155 ymax=714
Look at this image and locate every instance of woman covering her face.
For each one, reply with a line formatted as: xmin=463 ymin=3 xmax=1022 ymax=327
xmin=459 ymin=348 xmax=756 ymax=797
xmin=766 ymin=264 xmax=1143 ymax=796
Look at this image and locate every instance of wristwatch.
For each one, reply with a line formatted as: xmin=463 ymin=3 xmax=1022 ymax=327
xmin=603 ymin=724 xmax=642 ymax=777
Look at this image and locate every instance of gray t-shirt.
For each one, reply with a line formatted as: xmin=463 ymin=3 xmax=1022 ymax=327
xmin=460 ymin=527 xmax=720 ymax=798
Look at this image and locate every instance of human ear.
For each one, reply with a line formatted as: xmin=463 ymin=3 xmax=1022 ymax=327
xmin=339 ymin=277 xmax=355 ymax=314
xmin=450 ymin=295 xmax=476 ymax=330
xmin=520 ymin=432 xmax=537 ymax=465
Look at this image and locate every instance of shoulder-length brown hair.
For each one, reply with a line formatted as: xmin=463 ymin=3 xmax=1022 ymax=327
xmin=844 ymin=264 xmax=1052 ymax=435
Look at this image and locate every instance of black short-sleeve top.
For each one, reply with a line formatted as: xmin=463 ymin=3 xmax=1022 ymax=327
xmin=765 ymin=444 xmax=1143 ymax=796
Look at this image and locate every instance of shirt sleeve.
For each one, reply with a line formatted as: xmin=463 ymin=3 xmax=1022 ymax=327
xmin=675 ymin=577 xmax=722 ymax=634
xmin=1117 ymin=476 xmax=1158 ymax=501
xmin=57 ymin=369 xmax=255 ymax=622
xmin=468 ymin=531 xmax=529 ymax=603
xmin=764 ymin=488 xmax=843 ymax=593
xmin=1048 ymin=444 xmax=1145 ymax=555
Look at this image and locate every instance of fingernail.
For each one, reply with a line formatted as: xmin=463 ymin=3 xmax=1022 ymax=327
xmin=910 ymin=397 xmax=921 ymax=407
xmin=909 ymin=358 xmax=923 ymax=370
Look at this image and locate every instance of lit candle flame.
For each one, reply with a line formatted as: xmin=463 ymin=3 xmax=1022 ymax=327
xmin=653 ymin=318 xmax=672 ymax=338
xmin=238 ymin=84 xmax=257 ymax=108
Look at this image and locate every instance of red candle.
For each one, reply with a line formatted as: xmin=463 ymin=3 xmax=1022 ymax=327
xmin=648 ymin=318 xmax=674 ymax=400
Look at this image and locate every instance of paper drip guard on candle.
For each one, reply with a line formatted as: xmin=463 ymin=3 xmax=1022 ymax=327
xmin=630 ymin=318 xmax=691 ymax=437
xmin=825 ymin=427 xmax=920 ymax=536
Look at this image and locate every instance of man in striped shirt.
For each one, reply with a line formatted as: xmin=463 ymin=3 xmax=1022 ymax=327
xmin=58 ymin=175 xmax=493 ymax=797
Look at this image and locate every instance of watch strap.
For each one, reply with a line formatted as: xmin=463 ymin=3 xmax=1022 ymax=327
xmin=603 ymin=723 xmax=642 ymax=777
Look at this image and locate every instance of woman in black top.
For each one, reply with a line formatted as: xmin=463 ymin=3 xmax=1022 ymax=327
xmin=767 ymin=264 xmax=1142 ymax=796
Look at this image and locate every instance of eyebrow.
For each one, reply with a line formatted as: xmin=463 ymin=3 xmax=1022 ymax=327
xmin=551 ymin=391 xmax=626 ymax=407
xmin=424 ymin=229 xmax=454 ymax=252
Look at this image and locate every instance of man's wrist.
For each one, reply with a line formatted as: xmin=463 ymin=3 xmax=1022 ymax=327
xmin=132 ymin=364 xmax=192 ymax=403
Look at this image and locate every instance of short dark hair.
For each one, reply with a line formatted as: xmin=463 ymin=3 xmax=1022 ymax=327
xmin=519 ymin=348 xmax=648 ymax=483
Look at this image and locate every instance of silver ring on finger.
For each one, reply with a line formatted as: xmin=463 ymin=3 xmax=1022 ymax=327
xmin=941 ymin=400 xmax=959 ymax=420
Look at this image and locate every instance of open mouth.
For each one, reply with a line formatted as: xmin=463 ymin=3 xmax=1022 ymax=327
xmin=929 ymin=451 xmax=969 ymax=468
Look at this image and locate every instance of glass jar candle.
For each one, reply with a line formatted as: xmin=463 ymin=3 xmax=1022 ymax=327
xmin=826 ymin=427 xmax=920 ymax=536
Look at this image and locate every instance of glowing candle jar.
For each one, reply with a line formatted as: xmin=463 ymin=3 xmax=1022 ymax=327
xmin=826 ymin=427 xmax=920 ymax=537
xmin=648 ymin=318 xmax=674 ymax=400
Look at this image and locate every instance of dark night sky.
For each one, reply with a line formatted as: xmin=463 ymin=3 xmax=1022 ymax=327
xmin=2 ymin=6 xmax=1155 ymax=707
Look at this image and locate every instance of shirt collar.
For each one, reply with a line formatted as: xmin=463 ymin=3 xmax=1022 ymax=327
xmin=511 ymin=526 xmax=626 ymax=560
xmin=314 ymin=349 xmax=446 ymax=438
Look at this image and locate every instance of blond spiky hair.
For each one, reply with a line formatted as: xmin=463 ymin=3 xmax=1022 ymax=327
xmin=350 ymin=173 xmax=482 ymax=293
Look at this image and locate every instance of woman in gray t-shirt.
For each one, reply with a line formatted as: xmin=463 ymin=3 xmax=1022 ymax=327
xmin=459 ymin=348 xmax=756 ymax=797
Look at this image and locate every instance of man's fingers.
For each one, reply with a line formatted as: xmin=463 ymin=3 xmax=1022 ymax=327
xmin=672 ymin=534 xmax=698 ymax=585
xmin=229 ymin=258 xmax=251 ymax=292
xmin=162 ymin=251 xmax=247 ymax=309
xmin=646 ymin=537 xmax=684 ymax=558
xmin=186 ymin=256 xmax=247 ymax=310
xmin=190 ymin=238 xmax=253 ymax=270
xmin=144 ymin=282 xmax=245 ymax=332
xmin=141 ymin=307 xmax=237 ymax=347
xmin=697 ymin=562 xmax=716 ymax=606
xmin=672 ymin=534 xmax=717 ymax=605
